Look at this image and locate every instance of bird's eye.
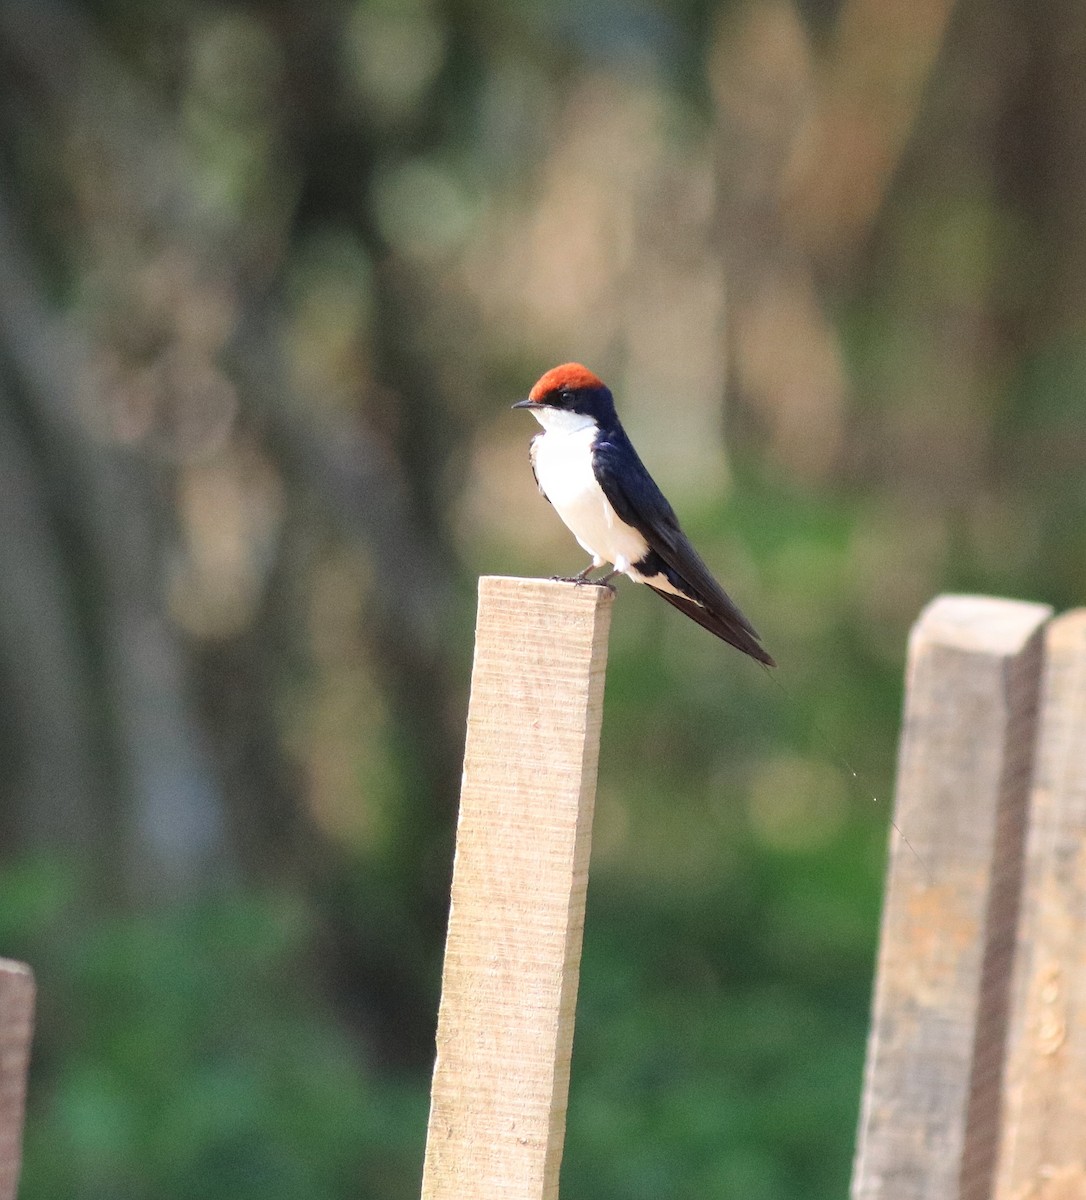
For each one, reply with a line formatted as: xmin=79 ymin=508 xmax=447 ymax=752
xmin=557 ymin=388 xmax=574 ymax=404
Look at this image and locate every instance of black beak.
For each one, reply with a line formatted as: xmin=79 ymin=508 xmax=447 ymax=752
xmin=511 ymin=398 xmax=538 ymax=410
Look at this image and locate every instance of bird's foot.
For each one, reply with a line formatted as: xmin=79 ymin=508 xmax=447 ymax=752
xmin=552 ymin=562 xmax=607 ymax=586
xmin=551 ymin=570 xmax=618 ymax=592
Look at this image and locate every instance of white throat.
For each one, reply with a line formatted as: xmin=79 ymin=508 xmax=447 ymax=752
xmin=531 ymin=407 xmax=597 ymax=435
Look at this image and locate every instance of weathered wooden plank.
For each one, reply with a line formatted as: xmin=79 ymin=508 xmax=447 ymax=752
xmin=421 ymin=576 xmax=613 ymax=1200
xmin=0 ymin=959 xmax=33 ymax=1200
xmin=993 ymin=609 xmax=1086 ymax=1200
xmin=852 ymin=595 xmax=1051 ymax=1200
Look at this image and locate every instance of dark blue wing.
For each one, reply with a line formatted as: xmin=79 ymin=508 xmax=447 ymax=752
xmin=592 ymin=427 xmax=774 ymax=665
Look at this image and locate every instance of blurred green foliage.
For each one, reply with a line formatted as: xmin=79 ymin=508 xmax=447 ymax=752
xmin=0 ymin=863 xmax=428 ymax=1200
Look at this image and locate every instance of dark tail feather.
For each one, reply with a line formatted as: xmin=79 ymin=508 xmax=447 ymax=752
xmin=648 ymin=587 xmax=776 ymax=667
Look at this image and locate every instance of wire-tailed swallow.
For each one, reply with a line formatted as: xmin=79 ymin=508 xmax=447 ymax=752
xmin=513 ymin=363 xmax=774 ymax=666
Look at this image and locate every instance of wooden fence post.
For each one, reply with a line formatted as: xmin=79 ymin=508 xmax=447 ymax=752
xmin=993 ymin=609 xmax=1086 ymax=1200
xmin=420 ymin=577 xmax=613 ymax=1200
xmin=851 ymin=595 xmax=1051 ymax=1200
xmin=0 ymin=960 xmax=33 ymax=1200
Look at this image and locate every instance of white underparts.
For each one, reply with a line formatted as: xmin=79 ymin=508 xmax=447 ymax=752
xmin=530 ymin=414 xmax=694 ymax=601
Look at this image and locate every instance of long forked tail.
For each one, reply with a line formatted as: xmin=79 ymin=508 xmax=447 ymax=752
xmin=648 ymin=586 xmax=776 ymax=667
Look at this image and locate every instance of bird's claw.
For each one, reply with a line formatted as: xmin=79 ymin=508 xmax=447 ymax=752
xmin=550 ymin=573 xmax=617 ymax=592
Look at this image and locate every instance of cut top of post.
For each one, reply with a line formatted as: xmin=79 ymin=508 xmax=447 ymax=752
xmin=909 ymin=594 xmax=1054 ymax=656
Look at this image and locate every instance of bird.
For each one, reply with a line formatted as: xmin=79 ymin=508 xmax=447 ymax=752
xmin=513 ymin=363 xmax=774 ymax=666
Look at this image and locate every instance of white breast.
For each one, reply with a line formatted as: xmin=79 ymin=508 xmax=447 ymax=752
xmin=531 ymin=415 xmax=649 ymax=574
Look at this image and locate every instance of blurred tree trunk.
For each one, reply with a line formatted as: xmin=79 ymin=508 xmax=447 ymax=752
xmin=0 ymin=374 xmax=100 ymax=854
xmin=858 ymin=0 xmax=1086 ymax=523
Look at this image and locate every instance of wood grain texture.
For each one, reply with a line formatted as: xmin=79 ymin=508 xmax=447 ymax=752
xmin=851 ymin=595 xmax=1051 ymax=1200
xmin=421 ymin=577 xmax=613 ymax=1200
xmin=0 ymin=960 xmax=33 ymax=1200
xmin=993 ymin=610 xmax=1086 ymax=1200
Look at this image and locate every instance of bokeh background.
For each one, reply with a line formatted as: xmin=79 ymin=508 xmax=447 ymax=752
xmin=0 ymin=0 xmax=1084 ymax=1196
